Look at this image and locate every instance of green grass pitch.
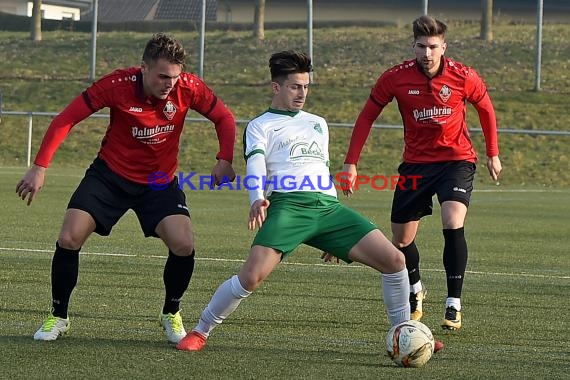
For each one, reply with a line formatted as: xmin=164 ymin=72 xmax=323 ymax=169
xmin=1 ymin=167 xmax=569 ymax=379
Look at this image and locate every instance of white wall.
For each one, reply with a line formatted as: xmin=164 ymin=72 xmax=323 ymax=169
xmin=27 ymin=2 xmax=81 ymax=20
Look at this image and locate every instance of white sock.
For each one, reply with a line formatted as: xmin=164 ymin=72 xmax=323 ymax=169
xmin=410 ymin=280 xmax=423 ymax=294
xmin=382 ymin=268 xmax=410 ymax=326
xmin=445 ymin=297 xmax=461 ymax=311
xmin=194 ymin=275 xmax=252 ymax=337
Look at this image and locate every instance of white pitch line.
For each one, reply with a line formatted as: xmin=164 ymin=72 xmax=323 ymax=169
xmin=1 ymin=246 xmax=568 ymax=280
xmin=0 ymin=246 xmax=137 ymax=257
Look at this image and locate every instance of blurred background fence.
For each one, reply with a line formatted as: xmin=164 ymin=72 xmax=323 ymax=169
xmin=2 ymin=110 xmax=569 ymax=168
xmin=1 ymin=0 xmax=569 ymax=187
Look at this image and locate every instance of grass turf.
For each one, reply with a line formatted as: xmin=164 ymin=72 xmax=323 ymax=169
xmin=1 ymin=168 xmax=569 ymax=379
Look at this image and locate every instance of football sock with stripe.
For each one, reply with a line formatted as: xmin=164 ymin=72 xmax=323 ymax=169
xmin=162 ymin=250 xmax=195 ymax=315
xmin=51 ymin=242 xmax=80 ymax=319
xmin=442 ymin=227 xmax=467 ymax=299
xmin=399 ymin=240 xmax=421 ymax=292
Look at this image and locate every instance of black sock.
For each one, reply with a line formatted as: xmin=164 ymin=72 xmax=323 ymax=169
xmin=442 ymin=228 xmax=468 ymax=298
xmin=162 ymin=250 xmax=195 ymax=314
xmin=399 ymin=240 xmax=421 ymax=288
xmin=51 ymin=242 xmax=80 ymax=318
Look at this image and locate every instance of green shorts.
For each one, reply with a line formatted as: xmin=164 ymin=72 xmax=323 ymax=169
xmin=252 ymin=192 xmax=377 ymax=263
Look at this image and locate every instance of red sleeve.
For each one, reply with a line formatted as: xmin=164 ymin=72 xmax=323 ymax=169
xmin=465 ymin=68 xmax=499 ymax=157
xmin=34 ymin=93 xmax=94 ymax=168
xmin=203 ymin=97 xmax=236 ymax=163
xmin=472 ymin=93 xmax=500 ymax=157
xmin=344 ymin=97 xmax=384 ymax=165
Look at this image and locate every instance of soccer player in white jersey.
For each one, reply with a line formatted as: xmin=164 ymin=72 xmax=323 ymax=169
xmin=176 ymin=50 xmax=442 ymax=353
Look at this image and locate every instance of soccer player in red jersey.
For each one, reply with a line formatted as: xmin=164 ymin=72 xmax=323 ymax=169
xmin=15 ymin=33 xmax=237 ymax=343
xmin=341 ymin=16 xmax=502 ymax=330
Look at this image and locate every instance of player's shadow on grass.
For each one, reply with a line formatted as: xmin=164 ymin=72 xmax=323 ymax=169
xmin=200 ymin=342 xmax=395 ymax=368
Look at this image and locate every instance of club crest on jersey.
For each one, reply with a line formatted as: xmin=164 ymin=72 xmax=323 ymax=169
xmin=439 ymin=85 xmax=452 ymax=102
xmin=163 ymin=101 xmax=177 ymax=120
xmin=313 ymin=123 xmax=323 ymax=134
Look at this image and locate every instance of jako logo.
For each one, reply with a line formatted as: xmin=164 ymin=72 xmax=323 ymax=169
xmin=129 ymin=106 xmax=143 ymax=112
xmin=408 ymin=89 xmax=420 ymax=95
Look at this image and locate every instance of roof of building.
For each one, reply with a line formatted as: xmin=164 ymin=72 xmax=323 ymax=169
xmin=87 ymin=0 xmax=217 ymax=23
xmin=154 ymin=0 xmax=217 ymax=20
xmin=89 ymin=0 xmax=157 ymax=23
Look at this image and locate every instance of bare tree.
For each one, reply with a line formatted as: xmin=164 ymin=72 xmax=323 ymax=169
xmin=480 ymin=0 xmax=493 ymax=41
xmin=253 ymin=0 xmax=265 ymax=40
xmin=30 ymin=0 xmax=42 ymax=42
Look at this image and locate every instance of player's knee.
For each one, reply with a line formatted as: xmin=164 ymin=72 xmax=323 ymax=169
xmin=241 ymin=276 xmax=263 ymax=292
xmin=57 ymin=233 xmax=83 ymax=251
xmin=165 ymin=233 xmax=195 ymax=256
xmin=237 ymin=271 xmax=265 ymax=292
xmin=392 ymin=237 xmax=414 ymax=249
xmin=391 ymin=224 xmax=417 ymax=248
xmin=392 ymin=249 xmax=406 ymax=270
xmin=382 ymin=246 xmax=407 ymax=271
xmin=442 ymin=221 xmax=464 ymax=230
xmin=169 ymin=240 xmax=195 ymax=257
xmin=392 ymin=240 xmax=407 ymax=249
xmin=377 ymin=250 xmax=406 ymax=274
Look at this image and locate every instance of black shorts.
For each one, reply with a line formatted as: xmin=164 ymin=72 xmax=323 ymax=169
xmin=68 ymin=157 xmax=190 ymax=237
xmin=390 ymin=161 xmax=476 ymax=223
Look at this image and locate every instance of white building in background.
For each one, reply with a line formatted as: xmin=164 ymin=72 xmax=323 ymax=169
xmin=27 ymin=2 xmax=80 ymax=20
xmin=0 ymin=0 xmax=91 ymax=21
xmin=0 ymin=0 xmax=218 ymax=23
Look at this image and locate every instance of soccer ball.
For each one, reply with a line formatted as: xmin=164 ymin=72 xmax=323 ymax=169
xmin=386 ymin=320 xmax=435 ymax=368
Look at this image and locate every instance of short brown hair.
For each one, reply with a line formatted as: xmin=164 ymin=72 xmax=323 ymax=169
xmin=142 ymin=33 xmax=186 ymax=66
xmin=269 ymin=50 xmax=312 ymax=83
xmin=413 ymin=15 xmax=447 ymax=39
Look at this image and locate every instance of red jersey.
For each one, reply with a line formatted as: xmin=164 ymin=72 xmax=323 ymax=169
xmin=34 ymin=67 xmax=236 ymax=184
xmin=345 ymin=57 xmax=499 ymax=164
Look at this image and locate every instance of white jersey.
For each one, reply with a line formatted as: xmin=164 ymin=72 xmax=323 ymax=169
xmin=244 ymin=108 xmax=337 ymax=199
